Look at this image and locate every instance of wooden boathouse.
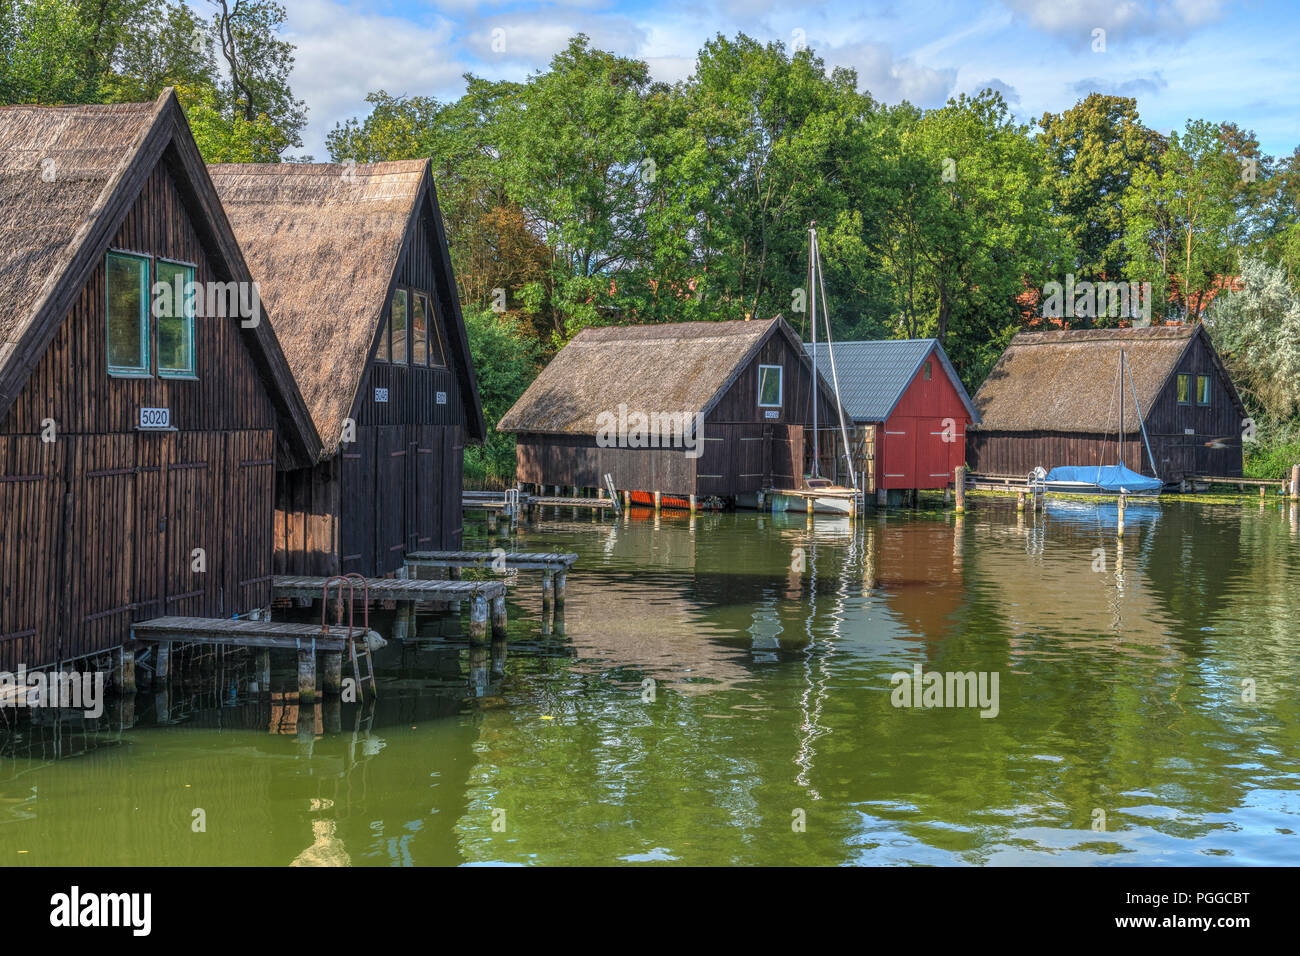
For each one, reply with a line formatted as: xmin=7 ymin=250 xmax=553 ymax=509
xmin=967 ymin=325 xmax=1246 ymax=482
xmin=210 ymin=160 xmax=486 ymax=577
xmin=498 ymin=317 xmax=844 ymax=507
xmin=0 ymin=91 xmax=321 ymax=672
xmin=804 ymin=338 xmax=978 ymax=498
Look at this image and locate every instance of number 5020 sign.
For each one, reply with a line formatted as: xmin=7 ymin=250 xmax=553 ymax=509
xmin=139 ymin=407 xmax=171 ymax=430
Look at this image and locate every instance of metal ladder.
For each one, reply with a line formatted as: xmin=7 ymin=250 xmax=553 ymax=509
xmin=320 ymin=573 xmax=378 ymax=701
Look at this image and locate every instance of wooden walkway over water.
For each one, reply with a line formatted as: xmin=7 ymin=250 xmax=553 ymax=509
xmin=406 ymin=550 xmax=577 ymax=612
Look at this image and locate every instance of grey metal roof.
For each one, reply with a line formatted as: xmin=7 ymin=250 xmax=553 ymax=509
xmin=803 ymin=339 xmax=980 ymax=424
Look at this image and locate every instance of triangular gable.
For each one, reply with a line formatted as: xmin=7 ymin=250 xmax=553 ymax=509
xmin=0 ymin=90 xmax=321 ymax=467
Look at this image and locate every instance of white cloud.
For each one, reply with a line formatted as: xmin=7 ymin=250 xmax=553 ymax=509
xmin=831 ymin=41 xmax=957 ymax=105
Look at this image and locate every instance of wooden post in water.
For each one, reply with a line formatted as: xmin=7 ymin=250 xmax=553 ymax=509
xmin=756 ymin=491 xmax=765 ymax=512
xmin=689 ymin=494 xmax=697 ymax=515
xmin=297 ymin=646 xmax=317 ymax=703
xmin=1117 ymin=494 xmax=1126 ymax=538
xmin=491 ymin=594 xmax=508 ymax=639
xmin=653 ymin=490 xmax=662 ymax=513
xmin=469 ymin=594 xmax=489 ymax=642
xmin=322 ymin=651 xmax=343 ymax=695
xmin=1017 ymin=491 xmax=1026 ymax=512
xmin=156 ymin=642 xmax=171 ymax=682
xmin=1261 ymin=485 xmax=1267 ymax=501
xmin=256 ymin=650 xmax=271 ymax=692
xmin=487 ymin=511 xmax=498 ymax=534
xmin=622 ymin=489 xmax=630 ymax=510
xmin=954 ymin=466 xmax=966 ymax=513
xmin=555 ymin=571 xmax=567 ymax=610
xmin=877 ymin=488 xmax=888 ymax=509
xmin=542 ymin=570 xmax=554 ymax=618
xmin=806 ymin=496 xmax=814 ymax=516
xmin=115 ymin=646 xmax=136 ymax=695
xmin=1291 ymin=463 xmax=1300 ymax=500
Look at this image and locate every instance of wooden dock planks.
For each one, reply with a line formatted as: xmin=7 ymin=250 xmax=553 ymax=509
xmin=406 ymin=550 xmax=578 ymax=572
xmin=271 ymin=575 xmax=506 ymax=602
xmin=131 ymin=616 xmax=352 ymax=650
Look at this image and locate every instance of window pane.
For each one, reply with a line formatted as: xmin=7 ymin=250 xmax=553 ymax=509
xmin=427 ymin=296 xmax=446 ymax=367
xmin=759 ymin=366 xmax=782 ymax=406
xmin=412 ymin=293 xmax=428 ymax=366
xmin=391 ymin=289 xmax=408 ymax=364
xmin=1177 ymin=374 xmax=1189 ymax=403
xmin=157 ymin=261 xmax=195 ymax=375
xmin=107 ymin=253 xmax=148 ymax=372
xmin=1198 ymin=375 xmax=1210 ymax=404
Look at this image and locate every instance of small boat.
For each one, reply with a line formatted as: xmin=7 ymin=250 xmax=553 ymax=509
xmin=1036 ymin=348 xmax=1164 ymax=497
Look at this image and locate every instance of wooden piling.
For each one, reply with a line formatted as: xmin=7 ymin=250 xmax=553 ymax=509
xmin=757 ymin=491 xmax=765 ymax=512
xmin=542 ymin=569 xmax=554 ymax=617
xmin=115 ymin=646 xmax=136 ymax=695
xmin=255 ymin=649 xmax=271 ymax=691
xmin=322 ymin=651 xmax=343 ymax=695
xmin=1016 ymin=491 xmax=1026 ymax=512
xmin=1292 ymin=463 xmax=1299 ymax=500
xmin=622 ymin=489 xmax=630 ymax=509
xmin=877 ymin=488 xmax=888 ymax=508
xmin=487 ymin=511 xmax=498 ymax=534
xmin=156 ymin=642 xmax=171 ymax=682
xmin=469 ymin=594 xmax=489 ymax=642
xmin=806 ymin=496 xmax=814 ymax=516
xmin=555 ymin=571 xmax=567 ymax=610
xmin=297 ymin=647 xmax=317 ymax=702
xmin=653 ymin=490 xmax=662 ymax=512
xmin=1117 ymin=494 xmax=1126 ymax=537
xmin=954 ymin=466 xmax=966 ymax=513
xmin=491 ymin=594 xmax=508 ymax=639
xmin=689 ymin=494 xmax=697 ymax=515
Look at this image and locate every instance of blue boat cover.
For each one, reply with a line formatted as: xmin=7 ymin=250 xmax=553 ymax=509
xmin=1044 ymin=464 xmax=1163 ymax=493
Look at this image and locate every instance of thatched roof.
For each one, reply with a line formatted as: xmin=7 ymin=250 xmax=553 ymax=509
xmin=0 ymin=91 xmax=320 ymax=466
xmin=972 ymin=325 xmax=1240 ymax=433
xmin=498 ymin=316 xmax=839 ymax=435
xmin=209 ymin=160 xmax=485 ymax=454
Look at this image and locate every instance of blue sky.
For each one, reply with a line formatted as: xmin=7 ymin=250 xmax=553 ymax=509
xmin=272 ymin=0 xmax=1300 ymax=160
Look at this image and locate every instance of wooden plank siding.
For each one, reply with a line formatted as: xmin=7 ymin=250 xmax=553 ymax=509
xmin=0 ymin=158 xmax=282 ymax=670
xmin=967 ymin=332 xmax=1243 ymax=482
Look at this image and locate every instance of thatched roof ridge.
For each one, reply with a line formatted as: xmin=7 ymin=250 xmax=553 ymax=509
xmin=0 ymin=91 xmax=321 ymax=466
xmin=971 ymin=324 xmax=1238 ymax=433
xmin=498 ymin=316 xmax=840 ymax=435
xmin=209 ymin=159 xmax=484 ymax=453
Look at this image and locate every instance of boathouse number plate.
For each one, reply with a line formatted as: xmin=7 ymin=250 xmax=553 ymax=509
xmin=436 ymin=391 xmax=447 ymax=405
xmin=374 ymin=388 xmax=389 ymax=403
xmin=138 ymin=407 xmax=170 ymax=430
xmin=764 ymin=410 xmax=779 ymax=419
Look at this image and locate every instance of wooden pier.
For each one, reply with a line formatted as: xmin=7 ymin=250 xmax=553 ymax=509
xmin=272 ymin=575 xmax=508 ymax=642
xmin=407 ymin=550 xmax=577 ymax=614
xmin=131 ymin=617 xmax=367 ymax=703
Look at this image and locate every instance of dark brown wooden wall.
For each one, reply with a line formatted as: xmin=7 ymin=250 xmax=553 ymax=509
xmin=967 ymin=333 xmax=1243 ymax=481
xmin=0 ymin=159 xmax=281 ymax=669
xmin=275 ymin=203 xmax=469 ymax=577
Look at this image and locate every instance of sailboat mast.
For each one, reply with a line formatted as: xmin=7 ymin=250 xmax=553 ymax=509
xmin=808 ymin=223 xmax=819 ymax=478
xmin=1119 ymin=349 xmax=1124 ymax=467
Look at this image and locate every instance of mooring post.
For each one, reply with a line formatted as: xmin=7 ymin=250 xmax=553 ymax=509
xmin=297 ymin=644 xmax=317 ymax=703
xmin=156 ymin=642 xmax=171 ymax=682
xmin=1017 ymin=490 xmax=1026 ymax=512
xmin=1291 ymin=463 xmax=1299 ymax=500
xmin=1261 ymin=485 xmax=1267 ymax=501
xmin=877 ymin=487 xmax=888 ymax=509
xmin=954 ymin=466 xmax=967 ymax=513
xmin=469 ymin=594 xmax=489 ymax=642
xmin=756 ymin=491 xmax=765 ymax=512
xmin=806 ymin=496 xmax=814 ymax=516
xmin=491 ymin=593 xmax=508 ymax=639
xmin=622 ymin=489 xmax=630 ymax=510
xmin=255 ymin=649 xmax=271 ymax=692
xmin=944 ymin=486 xmax=952 ymax=506
xmin=115 ymin=645 xmax=136 ymax=695
xmin=1117 ymin=494 xmax=1127 ymax=538
xmin=555 ymin=570 xmax=567 ymax=610
xmin=653 ymin=490 xmax=662 ymax=513
xmin=322 ymin=651 xmax=343 ymax=695
xmin=487 ymin=511 xmax=498 ymax=534
xmin=689 ymin=494 xmax=697 ymax=515
xmin=542 ymin=569 xmax=554 ymax=617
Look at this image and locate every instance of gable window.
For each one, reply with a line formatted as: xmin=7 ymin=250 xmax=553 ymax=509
xmin=758 ymin=364 xmax=783 ymax=407
xmin=390 ymin=289 xmax=409 ymax=364
xmin=156 ymin=260 xmax=195 ymax=377
xmin=1196 ymin=374 xmax=1211 ymax=406
xmin=1176 ymin=373 xmax=1191 ymax=405
xmin=923 ymin=360 xmax=932 ymax=381
xmin=412 ymin=292 xmax=429 ymax=366
xmin=106 ymin=251 xmax=150 ymax=375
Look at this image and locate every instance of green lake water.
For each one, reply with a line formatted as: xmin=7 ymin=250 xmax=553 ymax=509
xmin=3 ymin=496 xmax=1300 ymax=866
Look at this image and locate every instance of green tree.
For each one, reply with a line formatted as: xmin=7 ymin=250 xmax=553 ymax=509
xmin=461 ymin=308 xmax=541 ymax=488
